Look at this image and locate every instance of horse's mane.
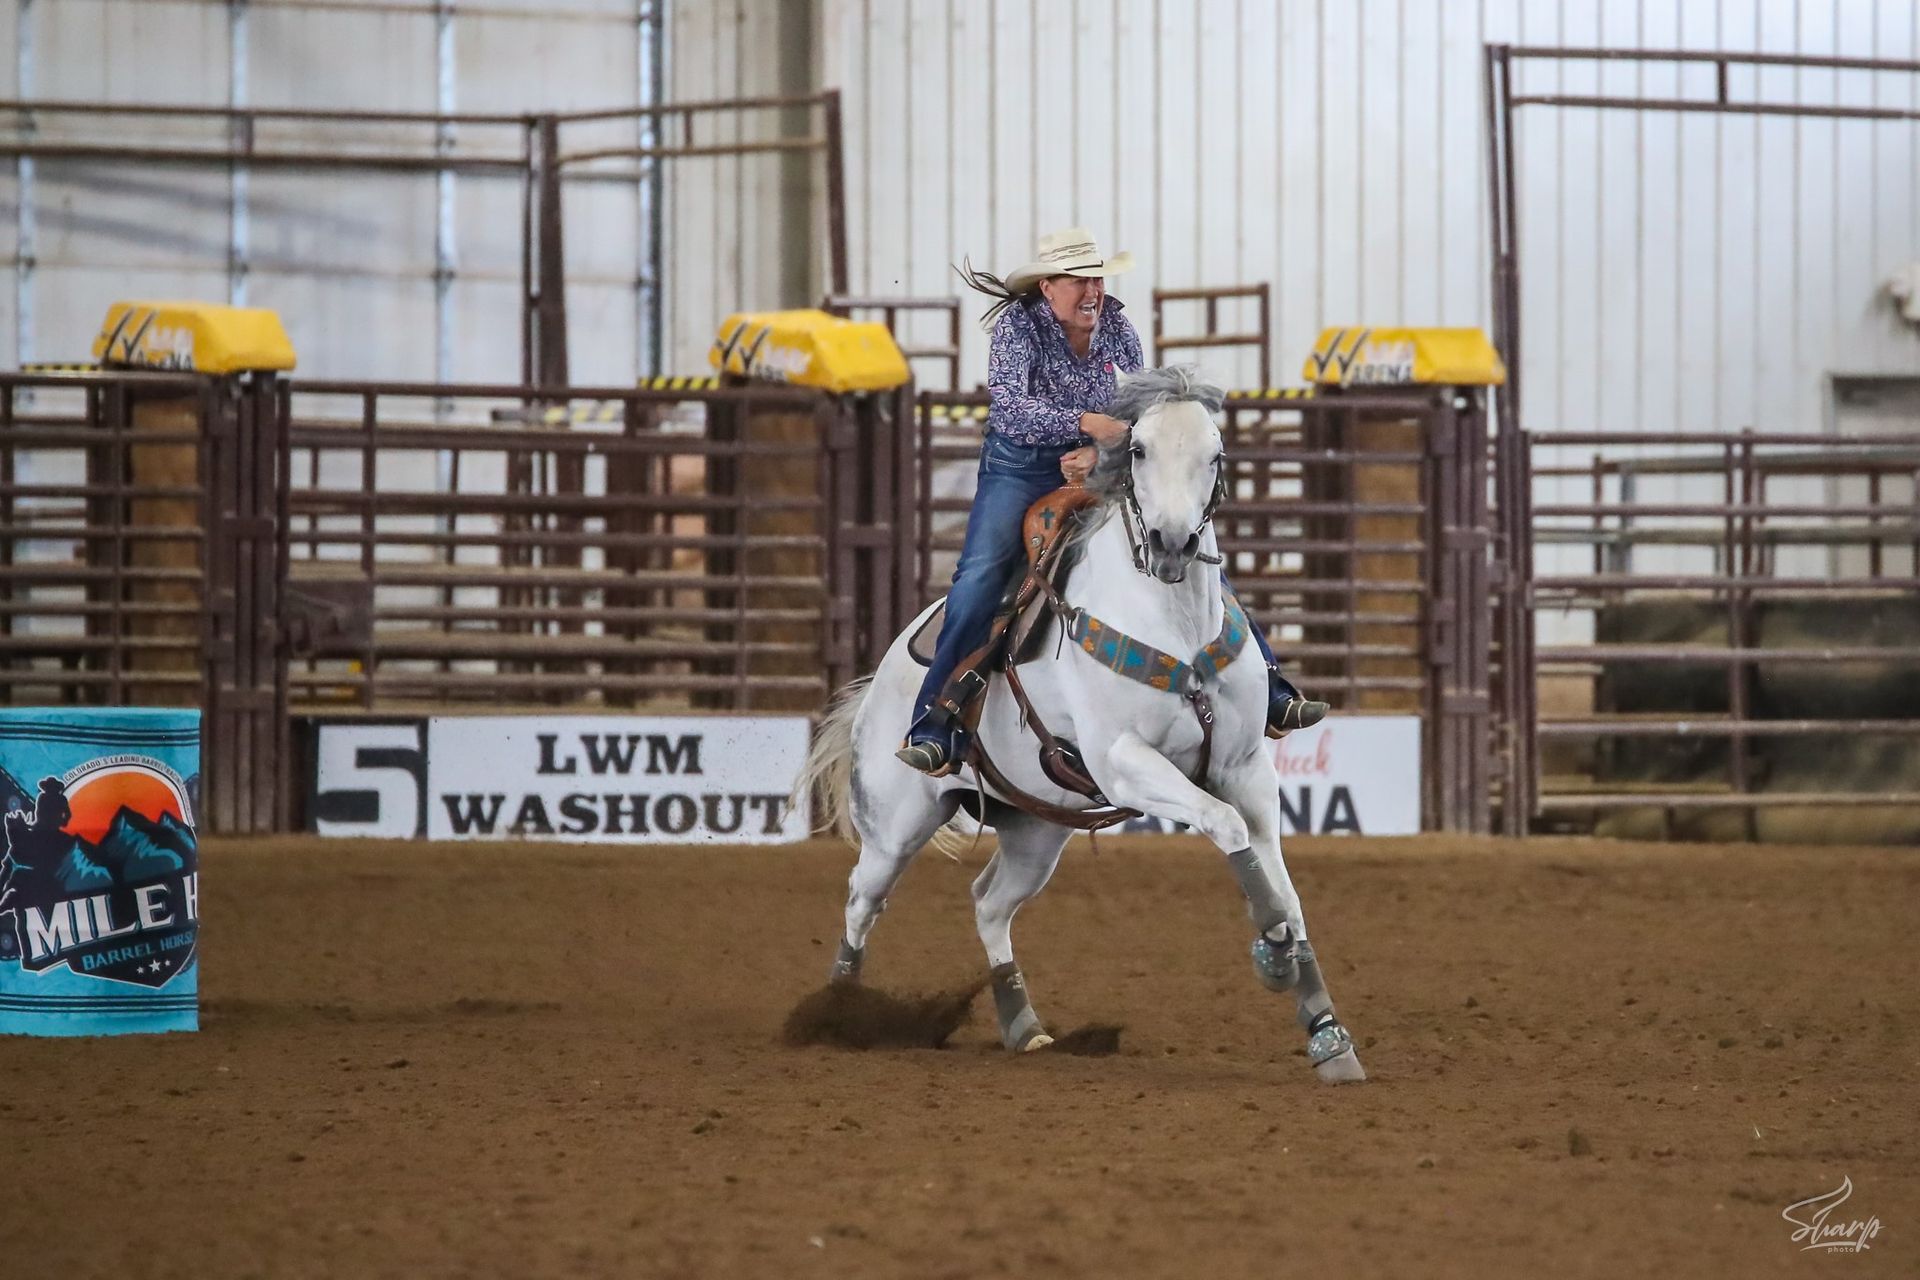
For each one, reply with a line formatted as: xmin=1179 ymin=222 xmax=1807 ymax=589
xmin=1068 ymin=365 xmax=1225 ymax=556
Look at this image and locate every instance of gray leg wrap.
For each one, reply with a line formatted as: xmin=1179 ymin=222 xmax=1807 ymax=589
xmin=1224 ymin=848 xmax=1353 ymax=1069
xmin=1227 ymin=847 xmax=1301 ymax=990
xmin=1225 ymin=847 xmax=1289 ymax=933
xmin=828 ymin=939 xmax=864 ymax=984
xmin=989 ymin=961 xmax=1048 ymax=1051
xmin=1291 ymin=948 xmax=1354 ymax=1066
xmin=1291 ymin=947 xmax=1333 ymax=1030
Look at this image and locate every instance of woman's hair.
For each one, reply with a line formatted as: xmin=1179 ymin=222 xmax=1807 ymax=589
xmin=953 ymin=256 xmax=1030 ymax=330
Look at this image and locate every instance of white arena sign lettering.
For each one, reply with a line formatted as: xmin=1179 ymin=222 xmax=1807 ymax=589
xmin=309 ymin=716 xmax=812 ymax=843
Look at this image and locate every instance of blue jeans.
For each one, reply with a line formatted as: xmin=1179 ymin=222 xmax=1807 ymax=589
xmin=909 ymin=432 xmax=1290 ymax=741
xmin=911 ymin=433 xmax=1077 ymax=732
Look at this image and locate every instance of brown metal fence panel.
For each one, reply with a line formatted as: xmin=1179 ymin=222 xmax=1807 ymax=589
xmin=1521 ymin=429 xmax=1920 ymax=839
xmin=201 ymin=376 xmax=292 ymax=834
xmin=2 ymin=369 xmax=911 ymax=832
xmin=0 ymin=370 xmax=292 ymax=834
xmin=279 ymin=379 xmax=902 ymax=716
xmin=1151 ymin=285 xmax=1273 ymax=390
xmin=0 ymin=372 xmax=211 ymax=711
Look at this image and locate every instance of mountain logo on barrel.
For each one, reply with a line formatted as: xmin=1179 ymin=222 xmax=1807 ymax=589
xmin=0 ymin=755 xmax=199 ymax=989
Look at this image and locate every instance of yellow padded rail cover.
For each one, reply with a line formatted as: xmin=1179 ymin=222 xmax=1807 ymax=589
xmin=93 ymin=301 xmax=296 ymax=373
xmin=1302 ymin=326 xmax=1505 ymax=387
xmin=709 ymin=309 xmax=909 ymax=392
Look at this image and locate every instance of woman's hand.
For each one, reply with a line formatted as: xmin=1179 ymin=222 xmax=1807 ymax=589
xmin=1079 ymin=412 xmax=1128 ymax=445
xmin=1060 ymin=446 xmax=1099 ymax=486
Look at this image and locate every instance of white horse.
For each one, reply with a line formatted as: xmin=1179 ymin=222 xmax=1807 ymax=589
xmin=799 ymin=367 xmax=1365 ymax=1083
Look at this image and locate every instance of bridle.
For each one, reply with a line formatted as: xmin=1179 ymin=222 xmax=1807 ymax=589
xmin=1117 ymin=437 xmax=1228 ymax=583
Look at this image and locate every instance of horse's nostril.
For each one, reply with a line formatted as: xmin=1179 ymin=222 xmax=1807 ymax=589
xmin=1147 ymin=529 xmax=1166 ymax=553
xmin=1181 ymin=533 xmax=1201 ymax=557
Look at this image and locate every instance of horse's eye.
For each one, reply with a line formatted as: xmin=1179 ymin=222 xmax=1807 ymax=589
xmin=1129 ymin=443 xmax=1146 ymax=460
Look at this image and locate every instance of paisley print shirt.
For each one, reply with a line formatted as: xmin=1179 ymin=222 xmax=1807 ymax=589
xmin=986 ymin=293 xmax=1144 ymax=446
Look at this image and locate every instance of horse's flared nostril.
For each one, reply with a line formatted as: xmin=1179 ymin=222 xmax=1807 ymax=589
xmin=1181 ymin=532 xmax=1200 ymax=558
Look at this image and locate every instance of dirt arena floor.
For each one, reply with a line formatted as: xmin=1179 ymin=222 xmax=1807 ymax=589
xmin=4 ymin=832 xmax=1917 ymax=1278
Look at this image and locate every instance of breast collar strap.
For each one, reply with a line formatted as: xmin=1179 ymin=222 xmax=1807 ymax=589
xmin=1064 ymin=589 xmax=1252 ymax=699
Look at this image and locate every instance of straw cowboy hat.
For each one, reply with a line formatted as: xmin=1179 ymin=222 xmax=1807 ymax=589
xmin=1001 ymin=227 xmax=1136 ymax=294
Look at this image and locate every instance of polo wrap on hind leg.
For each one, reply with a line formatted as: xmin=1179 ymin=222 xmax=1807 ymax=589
xmin=989 ymin=961 xmax=1049 ymax=1051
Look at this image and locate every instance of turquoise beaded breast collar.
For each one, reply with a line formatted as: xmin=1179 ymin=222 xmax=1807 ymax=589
xmin=1064 ymin=589 xmax=1251 ymax=697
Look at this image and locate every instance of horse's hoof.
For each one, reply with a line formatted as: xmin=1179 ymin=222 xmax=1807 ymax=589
xmin=1313 ymin=1047 xmax=1367 ymax=1084
xmin=1020 ymin=1033 xmax=1055 ymax=1053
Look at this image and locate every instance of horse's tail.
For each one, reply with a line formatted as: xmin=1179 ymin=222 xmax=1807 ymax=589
xmin=796 ymin=676 xmax=872 ymax=846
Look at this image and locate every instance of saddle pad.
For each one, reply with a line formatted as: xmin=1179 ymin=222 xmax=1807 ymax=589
xmin=908 ymin=601 xmax=944 ymax=666
xmin=907 ymin=595 xmax=1059 ymax=669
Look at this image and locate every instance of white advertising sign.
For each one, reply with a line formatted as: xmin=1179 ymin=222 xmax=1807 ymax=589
xmin=1121 ymin=715 xmax=1422 ymax=837
xmin=311 ymin=715 xmax=813 ymax=843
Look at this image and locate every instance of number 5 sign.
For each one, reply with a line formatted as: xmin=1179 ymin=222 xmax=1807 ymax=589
xmin=308 ymin=720 xmax=428 ymax=838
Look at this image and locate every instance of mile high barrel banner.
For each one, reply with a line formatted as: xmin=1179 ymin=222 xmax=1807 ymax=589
xmin=0 ymin=709 xmax=201 ymax=1037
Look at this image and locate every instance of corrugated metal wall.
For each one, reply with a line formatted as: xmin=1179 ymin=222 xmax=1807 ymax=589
xmin=822 ymin=0 xmax=1920 ymax=426
xmin=0 ymin=0 xmax=677 ymax=383
xmin=8 ymin=0 xmax=1920 ymax=415
xmin=1507 ymin=0 xmax=1920 ymax=437
xmin=658 ymin=0 xmax=801 ymax=376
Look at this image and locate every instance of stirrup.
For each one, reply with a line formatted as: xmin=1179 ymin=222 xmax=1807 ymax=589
xmin=895 ymin=739 xmax=956 ymax=776
xmin=1267 ymin=696 xmax=1330 ymax=739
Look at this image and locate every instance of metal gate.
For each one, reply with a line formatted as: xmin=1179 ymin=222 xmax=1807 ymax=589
xmin=5 ymin=366 xmax=1514 ymax=835
xmin=0 ymin=369 xmax=288 ymax=832
xmin=0 ymin=370 xmax=914 ymax=833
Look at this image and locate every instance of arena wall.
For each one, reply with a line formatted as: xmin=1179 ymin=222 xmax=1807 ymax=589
xmin=12 ymin=1 xmax=1920 ymax=422
xmin=818 ymin=1 xmax=1920 ymax=420
xmin=0 ymin=0 xmax=803 ymax=383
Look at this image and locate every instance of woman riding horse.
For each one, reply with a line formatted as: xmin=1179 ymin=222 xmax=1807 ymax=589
xmin=897 ymin=227 xmax=1328 ymax=774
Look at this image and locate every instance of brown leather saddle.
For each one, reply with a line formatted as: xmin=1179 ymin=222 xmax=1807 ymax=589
xmin=923 ymin=487 xmax=1220 ymax=832
xmin=910 ymin=486 xmax=1097 ymax=671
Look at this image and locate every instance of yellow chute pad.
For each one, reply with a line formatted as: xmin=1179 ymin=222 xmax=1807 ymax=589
xmin=1301 ymin=327 xmax=1505 ymax=387
xmin=709 ymin=308 xmax=910 ymax=393
xmin=93 ymin=301 xmax=296 ymax=374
